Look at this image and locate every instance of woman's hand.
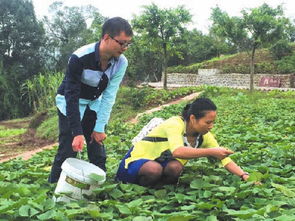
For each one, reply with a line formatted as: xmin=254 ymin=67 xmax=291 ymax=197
xmin=241 ymin=173 xmax=249 ymax=181
xmin=209 ymin=147 xmax=234 ymax=160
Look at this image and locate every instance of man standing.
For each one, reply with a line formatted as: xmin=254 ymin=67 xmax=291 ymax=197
xmin=48 ymin=17 xmax=133 ymax=183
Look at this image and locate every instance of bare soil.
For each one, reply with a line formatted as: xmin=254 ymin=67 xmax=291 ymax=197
xmin=0 ymin=119 xmax=56 ymax=163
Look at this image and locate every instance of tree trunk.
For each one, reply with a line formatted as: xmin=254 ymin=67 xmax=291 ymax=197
xmin=162 ymin=43 xmax=167 ymax=90
xmin=250 ymin=46 xmax=256 ymax=92
xmin=162 ymin=59 xmax=167 ymax=90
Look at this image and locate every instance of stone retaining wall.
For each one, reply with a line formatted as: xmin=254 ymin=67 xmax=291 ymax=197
xmin=167 ymin=70 xmax=295 ymax=88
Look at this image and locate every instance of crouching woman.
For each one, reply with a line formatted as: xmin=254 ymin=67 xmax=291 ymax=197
xmin=116 ymin=98 xmax=249 ymax=187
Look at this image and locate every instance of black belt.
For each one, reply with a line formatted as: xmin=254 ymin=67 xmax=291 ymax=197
xmin=142 ymin=137 xmax=168 ymax=142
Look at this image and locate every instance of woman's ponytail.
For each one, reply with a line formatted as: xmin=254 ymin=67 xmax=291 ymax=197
xmin=182 ymin=104 xmax=191 ymax=121
xmin=182 ymin=98 xmax=217 ymax=122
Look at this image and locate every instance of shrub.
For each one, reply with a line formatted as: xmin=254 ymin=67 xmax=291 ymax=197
xmin=275 ymin=54 xmax=295 ymax=74
xmin=221 ymin=64 xmax=249 ymax=74
xmin=270 ymin=40 xmax=293 ymax=60
xmin=255 ymin=62 xmax=277 ymax=74
xmin=167 ymin=64 xmax=201 ymax=73
xmin=21 ymin=72 xmax=63 ymax=113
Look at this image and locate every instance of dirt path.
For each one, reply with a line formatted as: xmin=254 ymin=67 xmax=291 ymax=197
xmin=0 ymin=142 xmax=58 ymax=163
xmin=0 ymin=92 xmax=201 ymax=163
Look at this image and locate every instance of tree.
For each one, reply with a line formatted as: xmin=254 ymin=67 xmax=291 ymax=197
xmin=42 ymin=2 xmax=104 ymax=71
xmin=211 ymin=4 xmax=291 ymax=91
xmin=0 ymin=0 xmax=45 ymax=119
xmin=168 ymin=29 xmax=232 ymax=66
xmin=124 ymin=35 xmax=163 ymax=83
xmin=0 ymin=0 xmax=45 ymax=79
xmin=87 ymin=12 xmax=106 ymax=43
xmin=132 ymin=4 xmax=192 ymax=89
xmin=211 ymin=7 xmax=249 ymax=53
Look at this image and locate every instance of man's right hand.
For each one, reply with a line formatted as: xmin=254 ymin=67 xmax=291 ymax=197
xmin=72 ymin=135 xmax=85 ymax=152
xmin=209 ymin=147 xmax=234 ymax=160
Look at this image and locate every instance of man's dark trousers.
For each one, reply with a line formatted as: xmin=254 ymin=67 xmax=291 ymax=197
xmin=48 ymin=106 xmax=106 ymax=183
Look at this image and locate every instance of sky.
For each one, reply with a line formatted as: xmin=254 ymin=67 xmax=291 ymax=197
xmin=32 ymin=0 xmax=295 ymax=33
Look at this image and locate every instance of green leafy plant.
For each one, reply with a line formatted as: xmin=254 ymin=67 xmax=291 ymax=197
xmin=1 ymin=86 xmax=294 ymax=220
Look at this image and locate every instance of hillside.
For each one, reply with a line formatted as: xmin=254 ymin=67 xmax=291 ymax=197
xmin=168 ymin=43 xmax=295 ymax=75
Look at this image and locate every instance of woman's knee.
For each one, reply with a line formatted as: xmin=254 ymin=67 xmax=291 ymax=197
xmin=139 ymin=161 xmax=163 ymax=177
xmin=138 ymin=161 xmax=163 ymax=186
xmin=161 ymin=161 xmax=183 ymax=184
xmin=164 ymin=160 xmax=183 ymax=177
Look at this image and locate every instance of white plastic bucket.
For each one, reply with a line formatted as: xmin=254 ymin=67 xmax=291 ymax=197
xmin=53 ymin=158 xmax=106 ymax=202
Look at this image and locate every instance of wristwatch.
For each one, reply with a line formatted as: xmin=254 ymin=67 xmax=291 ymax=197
xmin=240 ymin=172 xmax=249 ymax=180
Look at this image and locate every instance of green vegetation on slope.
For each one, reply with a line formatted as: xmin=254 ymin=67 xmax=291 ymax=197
xmin=168 ymin=45 xmax=295 ymax=74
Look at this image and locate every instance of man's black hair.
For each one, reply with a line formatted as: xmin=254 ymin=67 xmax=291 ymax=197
xmin=102 ymin=17 xmax=133 ymax=38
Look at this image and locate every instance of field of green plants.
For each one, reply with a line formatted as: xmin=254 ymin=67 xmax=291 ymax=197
xmin=0 ymin=87 xmax=294 ymax=220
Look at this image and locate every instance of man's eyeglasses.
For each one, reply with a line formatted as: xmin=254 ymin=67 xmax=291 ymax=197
xmin=110 ymin=36 xmax=132 ymax=48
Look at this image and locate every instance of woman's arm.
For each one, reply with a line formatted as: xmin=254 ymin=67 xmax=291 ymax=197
xmin=172 ymin=146 xmax=233 ymax=160
xmin=224 ymin=161 xmax=249 ymax=181
xmin=173 ymin=146 xmax=249 ymax=181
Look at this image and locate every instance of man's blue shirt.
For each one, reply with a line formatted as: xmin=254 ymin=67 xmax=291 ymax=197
xmin=56 ymin=42 xmax=127 ymax=136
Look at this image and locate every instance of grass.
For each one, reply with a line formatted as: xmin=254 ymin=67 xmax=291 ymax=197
xmin=0 ymin=116 xmax=32 ymax=123
xmin=0 ymin=128 xmax=26 ymax=138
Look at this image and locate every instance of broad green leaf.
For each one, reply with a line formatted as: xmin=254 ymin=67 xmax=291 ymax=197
xmin=19 ymin=205 xmax=30 ymax=217
xmin=203 ymin=190 xmax=212 ymax=198
xmin=167 ymin=215 xmax=194 ymax=221
xmin=116 ymin=205 xmax=131 ymax=215
xmin=0 ymin=200 xmax=15 ymax=214
xmin=65 ymin=208 xmax=86 ymax=218
xmin=37 ymin=210 xmax=56 ymax=220
xmin=0 ymin=198 xmax=27 ymax=214
xmin=133 ymin=185 xmax=146 ymax=194
xmin=18 ymin=186 xmax=31 ymax=196
xmin=205 ymin=215 xmax=218 ymax=221
xmin=190 ymin=179 xmax=212 ymax=189
xmin=195 ymin=202 xmax=215 ymax=210
xmin=43 ymin=199 xmax=55 ymax=210
xmin=86 ymin=209 xmax=100 ymax=218
xmin=275 ymin=215 xmax=295 ymax=221
xmin=224 ymin=208 xmax=257 ymax=219
xmin=86 ymin=205 xmax=100 ymax=218
xmin=66 ymin=202 xmax=80 ymax=209
xmin=142 ymin=197 xmax=156 ymax=204
xmin=154 ymin=189 xmax=167 ymax=198
xmin=53 ymin=211 xmax=69 ymax=221
xmin=217 ymin=186 xmax=236 ymax=194
xmin=88 ymin=173 xmax=105 ymax=182
xmin=160 ymin=205 xmax=174 ymax=212
xmin=109 ymin=189 xmax=124 ymax=199
xmin=127 ymin=198 xmax=143 ymax=208
xmin=271 ymin=183 xmax=295 ymax=198
xmin=247 ymin=171 xmax=264 ymax=182
xmin=175 ymin=193 xmax=185 ymax=203
xmin=98 ymin=212 xmax=114 ymax=219
xmin=119 ymin=183 xmax=133 ymax=192
xmin=92 ymin=184 xmax=118 ymax=193
xmin=132 ymin=216 xmax=153 ymax=221
xmin=180 ymin=205 xmax=195 ymax=210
